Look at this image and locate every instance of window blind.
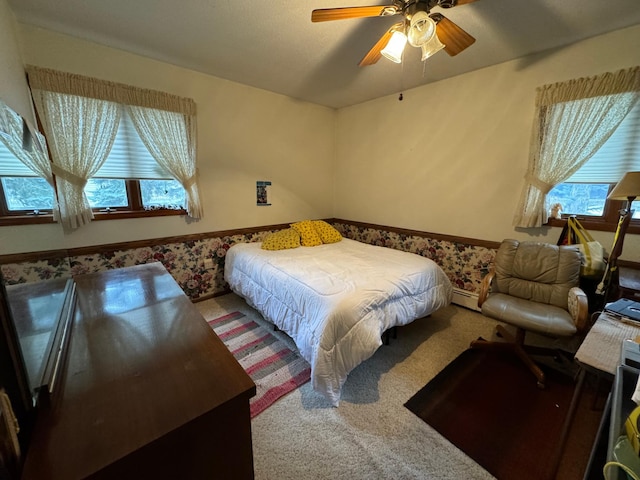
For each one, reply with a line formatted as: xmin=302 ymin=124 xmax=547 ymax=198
xmin=0 ymin=135 xmax=37 ymax=176
xmin=2 ymin=109 xmax=175 ymax=180
xmin=93 ymin=108 xmax=173 ymax=180
xmin=566 ymin=99 xmax=640 ymax=183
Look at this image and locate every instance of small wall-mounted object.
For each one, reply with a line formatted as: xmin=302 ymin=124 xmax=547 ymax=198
xmin=257 ymin=181 xmax=271 ymax=206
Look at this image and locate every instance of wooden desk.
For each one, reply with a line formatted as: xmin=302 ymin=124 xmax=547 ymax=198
xmin=21 ymin=263 xmax=256 ymax=479
xmin=574 ymin=311 xmax=640 ymax=479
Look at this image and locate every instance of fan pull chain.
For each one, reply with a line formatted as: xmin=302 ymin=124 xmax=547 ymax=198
xmin=399 ymin=56 xmax=405 ymax=102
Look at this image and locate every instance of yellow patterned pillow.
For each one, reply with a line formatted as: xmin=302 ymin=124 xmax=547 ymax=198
xmin=261 ymin=228 xmax=301 ymax=251
xmin=312 ymin=220 xmax=342 ymax=244
xmin=290 ymin=220 xmax=323 ymax=247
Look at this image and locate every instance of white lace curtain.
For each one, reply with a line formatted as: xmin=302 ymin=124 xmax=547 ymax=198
xmin=513 ymin=66 xmax=640 ymax=228
xmin=30 ymin=90 xmax=121 ymax=230
xmin=0 ymin=99 xmax=57 ymax=215
xmin=26 ymin=66 xmax=201 ymax=229
xmin=127 ymin=106 xmax=202 ymax=218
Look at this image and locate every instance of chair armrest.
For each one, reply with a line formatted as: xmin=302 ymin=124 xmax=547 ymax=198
xmin=568 ymin=287 xmax=589 ymax=332
xmin=478 ymin=269 xmax=495 ymax=309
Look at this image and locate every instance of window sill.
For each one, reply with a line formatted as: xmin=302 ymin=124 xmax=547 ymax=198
xmin=92 ymin=209 xmax=187 ymax=221
xmin=0 ymin=208 xmax=187 ymax=227
xmin=0 ymin=215 xmax=56 ymax=227
xmin=546 ymin=217 xmax=640 ymax=235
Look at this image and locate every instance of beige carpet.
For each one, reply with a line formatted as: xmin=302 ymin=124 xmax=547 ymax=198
xmin=196 ymin=293 xmax=595 ymax=480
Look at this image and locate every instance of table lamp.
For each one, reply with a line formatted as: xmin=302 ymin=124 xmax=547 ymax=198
xmin=597 ymin=171 xmax=640 ymax=300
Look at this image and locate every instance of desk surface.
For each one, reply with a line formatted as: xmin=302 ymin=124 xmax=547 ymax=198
xmin=575 ymin=311 xmax=640 ymax=375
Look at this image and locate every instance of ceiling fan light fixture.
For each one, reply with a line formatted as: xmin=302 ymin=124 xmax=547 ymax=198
xmin=381 ymin=30 xmax=407 ymax=63
xmin=407 ymin=11 xmax=436 ymax=47
xmin=420 ymin=33 xmax=445 ymax=60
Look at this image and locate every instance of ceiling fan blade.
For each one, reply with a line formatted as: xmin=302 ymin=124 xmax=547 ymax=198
xmin=431 ymin=13 xmax=475 ymax=56
xmin=358 ymin=23 xmax=402 ymax=67
xmin=311 ymin=5 xmax=399 ymax=23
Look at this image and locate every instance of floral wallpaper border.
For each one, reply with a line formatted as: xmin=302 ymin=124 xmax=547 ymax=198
xmin=0 ymin=222 xmax=497 ymax=300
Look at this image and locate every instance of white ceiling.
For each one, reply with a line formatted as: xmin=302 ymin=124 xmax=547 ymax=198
xmin=7 ymin=0 xmax=640 ymax=109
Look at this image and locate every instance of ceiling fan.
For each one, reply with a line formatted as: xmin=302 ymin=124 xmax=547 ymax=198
xmin=311 ymin=0 xmax=478 ymax=66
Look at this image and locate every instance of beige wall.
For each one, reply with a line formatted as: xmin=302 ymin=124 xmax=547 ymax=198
xmin=1 ymin=16 xmax=639 ymax=262
xmin=0 ymin=24 xmax=335 ymax=255
xmin=0 ymin=0 xmax=36 ymax=129
xmin=334 ymin=24 xmax=640 ymax=261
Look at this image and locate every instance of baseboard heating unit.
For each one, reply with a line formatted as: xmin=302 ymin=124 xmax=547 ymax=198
xmin=451 ymin=288 xmax=481 ymax=312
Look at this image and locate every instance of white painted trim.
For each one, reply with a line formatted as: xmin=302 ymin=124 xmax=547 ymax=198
xmin=451 ymin=287 xmax=481 ymax=312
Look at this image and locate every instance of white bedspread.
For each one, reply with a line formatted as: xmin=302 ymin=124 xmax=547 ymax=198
xmin=224 ymin=238 xmax=453 ymax=406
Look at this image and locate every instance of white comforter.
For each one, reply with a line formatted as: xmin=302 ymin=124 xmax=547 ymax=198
xmin=224 ymin=238 xmax=453 ymax=406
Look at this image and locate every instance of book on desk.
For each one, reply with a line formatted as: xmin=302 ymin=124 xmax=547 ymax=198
xmin=605 ymin=298 xmax=640 ymax=326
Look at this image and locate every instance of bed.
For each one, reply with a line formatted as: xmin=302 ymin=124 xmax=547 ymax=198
xmin=224 ymin=237 xmax=453 ymax=406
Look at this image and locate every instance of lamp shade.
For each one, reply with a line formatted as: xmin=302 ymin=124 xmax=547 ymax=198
xmin=607 ymin=171 xmax=640 ymax=200
xmin=420 ymin=33 xmax=445 ymax=60
xmin=408 ymin=11 xmax=436 ymax=47
xmin=381 ymin=30 xmax=407 ymax=63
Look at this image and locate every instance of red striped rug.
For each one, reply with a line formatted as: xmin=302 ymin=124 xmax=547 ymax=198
xmin=207 ymin=311 xmax=311 ymax=418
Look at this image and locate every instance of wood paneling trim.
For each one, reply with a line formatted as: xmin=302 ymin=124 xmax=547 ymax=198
xmin=333 ymin=218 xmax=640 ymax=270
xmin=0 ymin=249 xmax=71 ymax=264
xmin=332 ymin=218 xmax=503 ymax=250
xmin=0 ymin=209 xmax=187 ymax=227
xmin=192 ymin=288 xmax=232 ymax=304
xmin=619 ymin=259 xmax=640 ymax=269
xmin=0 ymin=222 xmax=293 ymax=264
xmin=4 ymin=218 xmax=638 ymax=271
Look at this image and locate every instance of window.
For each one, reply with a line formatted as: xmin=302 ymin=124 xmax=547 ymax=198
xmin=1 ymin=177 xmax=54 ymax=212
xmin=546 ymin=100 xmax=640 ymax=233
xmin=0 ymin=141 xmax=54 ymax=215
xmin=0 ymin=101 xmax=56 ymax=223
xmin=514 ymin=67 xmax=639 ymax=229
xmin=18 ymin=65 xmax=202 ymax=230
xmin=0 ymin=118 xmax=186 ymax=224
xmin=1 ymin=64 xmax=202 ymax=227
xmin=85 ymin=108 xmax=186 ymax=213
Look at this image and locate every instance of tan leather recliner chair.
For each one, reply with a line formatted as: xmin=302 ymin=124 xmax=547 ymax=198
xmin=471 ymin=239 xmax=589 ymax=388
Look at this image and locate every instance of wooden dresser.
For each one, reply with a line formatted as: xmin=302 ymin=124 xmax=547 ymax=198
xmin=20 ymin=263 xmax=256 ymax=479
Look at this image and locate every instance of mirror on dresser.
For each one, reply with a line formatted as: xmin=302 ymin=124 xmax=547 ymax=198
xmin=0 ymin=275 xmax=77 ymax=478
xmin=0 ymin=99 xmax=72 ymax=477
xmin=4 ymin=277 xmax=76 ymax=404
